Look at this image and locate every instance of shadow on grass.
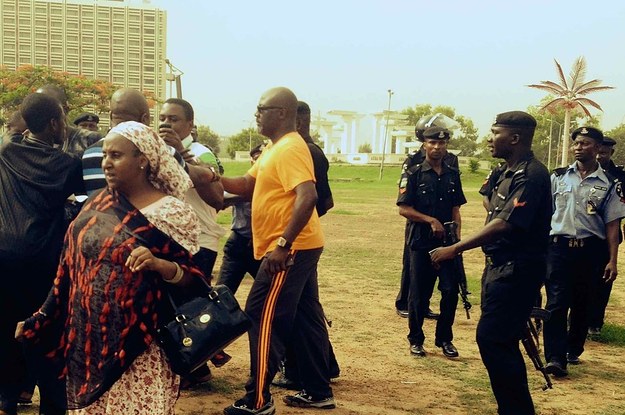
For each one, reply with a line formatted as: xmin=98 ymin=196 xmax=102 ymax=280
xmin=329 ymin=209 xmax=359 ymax=215
xmin=590 ymin=323 xmax=625 ymax=346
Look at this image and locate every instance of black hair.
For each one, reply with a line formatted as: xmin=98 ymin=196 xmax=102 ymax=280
xmin=20 ymin=93 xmax=63 ymax=134
xmin=164 ymin=98 xmax=194 ymax=121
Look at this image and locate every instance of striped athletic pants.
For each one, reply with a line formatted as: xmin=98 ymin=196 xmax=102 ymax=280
xmin=243 ymin=247 xmax=332 ymax=408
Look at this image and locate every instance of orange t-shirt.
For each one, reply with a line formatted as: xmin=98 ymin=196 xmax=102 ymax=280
xmin=248 ymin=132 xmax=324 ymax=259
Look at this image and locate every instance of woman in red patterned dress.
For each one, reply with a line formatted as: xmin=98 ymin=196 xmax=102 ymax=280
xmin=17 ymin=121 xmax=204 ymax=414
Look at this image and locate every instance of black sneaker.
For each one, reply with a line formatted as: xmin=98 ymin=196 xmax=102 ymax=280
xmin=545 ymin=361 xmax=568 ymax=377
xmin=588 ymin=327 xmax=601 ymax=336
xmin=283 ymin=390 xmax=336 ymax=409
xmin=223 ymin=398 xmax=275 ymax=415
xmin=271 ymin=373 xmax=302 ymax=390
xmin=567 ymin=353 xmax=581 ymax=365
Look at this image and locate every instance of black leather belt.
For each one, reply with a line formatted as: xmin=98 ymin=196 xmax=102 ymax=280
xmin=484 ymin=253 xmax=515 ymax=267
xmin=551 ymin=235 xmax=598 ymax=248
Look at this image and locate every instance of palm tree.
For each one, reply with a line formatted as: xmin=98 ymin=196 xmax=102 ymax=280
xmin=528 ymin=56 xmax=614 ymax=165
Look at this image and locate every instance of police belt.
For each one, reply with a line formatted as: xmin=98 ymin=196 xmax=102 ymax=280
xmin=484 ymin=252 xmax=517 ymax=267
xmin=550 ymin=235 xmax=602 ymax=249
xmin=484 ymin=252 xmax=542 ymax=267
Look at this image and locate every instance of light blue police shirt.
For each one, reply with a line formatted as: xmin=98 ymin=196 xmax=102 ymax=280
xmin=550 ymin=162 xmax=625 ymax=238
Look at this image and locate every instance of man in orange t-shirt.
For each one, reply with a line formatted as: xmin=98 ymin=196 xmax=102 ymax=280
xmin=222 ymin=87 xmax=335 ymax=415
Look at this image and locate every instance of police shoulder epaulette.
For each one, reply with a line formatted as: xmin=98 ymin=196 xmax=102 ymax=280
xmin=603 ymin=169 xmax=618 ymax=184
xmin=616 ymin=164 xmax=625 ymax=171
xmin=407 ymin=163 xmax=422 ymax=176
xmin=553 ymin=167 xmax=567 ymax=177
xmin=447 ymin=164 xmax=460 ymax=173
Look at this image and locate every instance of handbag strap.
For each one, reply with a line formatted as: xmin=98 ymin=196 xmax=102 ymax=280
xmin=164 ymin=271 xmax=214 ymax=312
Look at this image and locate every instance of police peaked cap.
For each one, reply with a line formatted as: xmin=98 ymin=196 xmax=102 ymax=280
xmin=492 ymin=111 xmax=536 ymax=129
xmin=422 ymin=126 xmax=450 ymax=140
xmin=571 ymin=126 xmax=603 ymax=143
xmin=73 ymin=112 xmax=99 ymax=125
xmin=602 ymin=136 xmax=616 ymax=147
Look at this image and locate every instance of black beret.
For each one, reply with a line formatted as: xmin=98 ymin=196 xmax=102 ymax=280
xmin=297 ymin=101 xmax=311 ymax=115
xmin=571 ymin=126 xmax=603 ymax=143
xmin=73 ymin=112 xmax=99 ymax=125
xmin=602 ymin=136 xmax=616 ymax=147
xmin=492 ymin=111 xmax=536 ymax=129
xmin=422 ymin=126 xmax=450 ymax=140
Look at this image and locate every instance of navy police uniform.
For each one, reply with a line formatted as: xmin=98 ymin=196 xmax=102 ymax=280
xmin=396 ymin=149 xmax=459 ymax=312
xmin=477 ymin=112 xmax=551 ymax=415
xmin=397 ymin=129 xmax=466 ymax=349
xmin=544 ymin=128 xmax=625 ymax=370
xmin=588 ymin=137 xmax=625 ymax=332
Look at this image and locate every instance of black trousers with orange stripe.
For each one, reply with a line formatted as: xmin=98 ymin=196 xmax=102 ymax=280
xmin=243 ymin=247 xmax=332 ymax=408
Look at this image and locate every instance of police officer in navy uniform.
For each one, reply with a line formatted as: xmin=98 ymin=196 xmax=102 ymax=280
xmin=397 ymin=126 xmax=466 ymax=358
xmin=588 ymin=136 xmax=625 ymax=335
xmin=395 ymin=114 xmax=459 ymax=319
xmin=543 ymin=127 xmax=625 ymax=377
xmin=431 ymin=111 xmax=551 ymax=415
xmin=73 ymin=112 xmax=100 ymax=132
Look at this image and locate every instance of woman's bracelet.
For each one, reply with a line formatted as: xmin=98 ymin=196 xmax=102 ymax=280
xmin=164 ymin=262 xmax=184 ymax=284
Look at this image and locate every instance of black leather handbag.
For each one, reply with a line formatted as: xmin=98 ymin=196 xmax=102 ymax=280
xmin=157 ymin=284 xmax=251 ymax=376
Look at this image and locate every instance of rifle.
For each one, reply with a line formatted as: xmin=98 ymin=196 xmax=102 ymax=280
xmin=521 ymin=307 xmax=553 ymax=391
xmin=443 ymin=221 xmax=471 ymax=319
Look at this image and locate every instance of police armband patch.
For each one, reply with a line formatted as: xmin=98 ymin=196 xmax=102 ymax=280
xmin=513 ymin=197 xmax=527 ymax=208
xmin=399 ymin=177 xmax=408 ymax=192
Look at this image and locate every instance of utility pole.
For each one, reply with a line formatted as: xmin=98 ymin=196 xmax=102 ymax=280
xmin=379 ymin=89 xmax=394 ymax=180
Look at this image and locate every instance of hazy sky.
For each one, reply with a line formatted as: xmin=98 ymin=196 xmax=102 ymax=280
xmin=153 ymin=0 xmax=625 ymax=138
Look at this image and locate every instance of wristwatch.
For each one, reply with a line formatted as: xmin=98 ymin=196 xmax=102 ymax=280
xmin=276 ymin=236 xmax=292 ymax=250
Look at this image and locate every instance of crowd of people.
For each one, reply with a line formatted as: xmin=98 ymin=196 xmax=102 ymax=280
xmin=0 ymin=83 xmax=623 ymax=415
xmin=0 ymin=85 xmax=339 ymax=415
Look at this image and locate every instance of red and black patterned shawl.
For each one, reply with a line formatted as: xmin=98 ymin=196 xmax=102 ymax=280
xmin=23 ymin=188 xmax=204 ymax=409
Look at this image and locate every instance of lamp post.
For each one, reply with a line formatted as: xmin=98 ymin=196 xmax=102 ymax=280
xmin=379 ymin=89 xmax=394 ymax=180
xmin=243 ymin=120 xmax=254 ymax=151
xmin=164 ymin=59 xmax=184 ymax=99
xmin=548 ymin=118 xmax=563 ymax=171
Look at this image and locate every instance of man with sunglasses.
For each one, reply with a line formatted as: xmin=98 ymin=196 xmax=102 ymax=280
xmin=222 ymin=87 xmax=334 ymax=415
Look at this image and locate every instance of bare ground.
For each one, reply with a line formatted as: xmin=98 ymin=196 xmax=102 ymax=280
xmin=176 ymin=199 xmax=625 ymax=415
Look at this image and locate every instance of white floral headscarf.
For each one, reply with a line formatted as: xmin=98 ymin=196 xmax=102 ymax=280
xmin=108 ymin=121 xmax=191 ymax=200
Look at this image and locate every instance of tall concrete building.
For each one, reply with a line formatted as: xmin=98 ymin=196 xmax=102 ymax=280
xmin=0 ymin=0 xmax=167 ymax=126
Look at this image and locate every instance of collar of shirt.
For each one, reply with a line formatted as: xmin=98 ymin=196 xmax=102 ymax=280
xmin=181 ymin=134 xmax=194 ymax=150
xmin=501 ymin=151 xmax=535 ymax=178
xmin=568 ymin=161 xmax=610 ymax=185
xmin=420 ymin=159 xmax=451 ymax=174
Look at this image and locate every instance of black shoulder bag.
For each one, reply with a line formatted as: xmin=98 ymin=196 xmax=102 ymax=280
xmin=157 ymin=283 xmax=251 ymax=376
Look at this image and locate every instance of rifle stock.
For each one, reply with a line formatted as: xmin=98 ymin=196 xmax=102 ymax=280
xmin=521 ymin=307 xmax=553 ymax=391
xmin=443 ymin=221 xmax=471 ymax=319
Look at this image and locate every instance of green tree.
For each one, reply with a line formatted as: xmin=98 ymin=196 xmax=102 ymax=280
xmin=358 ymin=143 xmax=372 ymax=153
xmin=0 ymin=65 xmax=119 ymax=126
xmin=468 ymin=159 xmax=480 ymax=173
xmin=196 ymin=125 xmax=220 ymax=155
xmin=528 ymin=56 xmax=614 ymax=165
xmin=401 ymin=104 xmax=479 ymax=156
xmin=226 ymin=128 xmax=266 ymax=159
